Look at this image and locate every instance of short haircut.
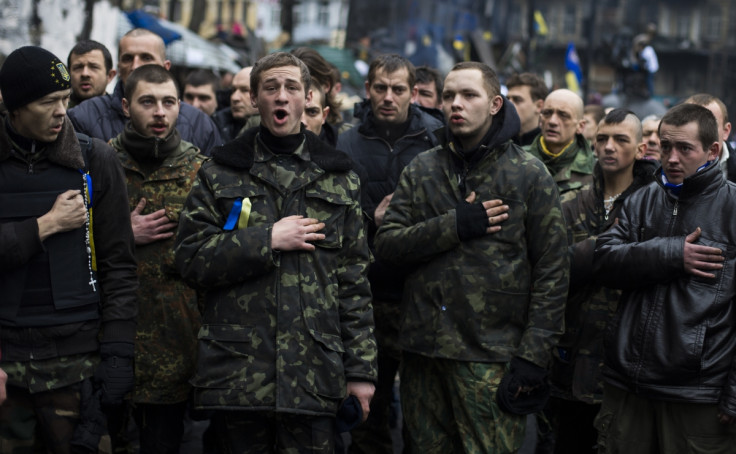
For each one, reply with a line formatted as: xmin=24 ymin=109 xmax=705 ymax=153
xmin=449 ymin=61 xmax=500 ymax=98
xmin=119 ymin=28 xmax=166 ymax=62
xmin=310 ymin=77 xmax=327 ymax=109
xmin=585 ymin=104 xmax=606 ymax=124
xmin=68 ymin=40 xmax=113 ymax=72
xmin=415 ymin=66 xmax=443 ymax=100
xmin=124 ymin=64 xmax=178 ymax=100
xmin=506 ymin=72 xmax=548 ymax=101
xmin=660 ymin=103 xmax=719 ymax=151
xmin=601 ymin=108 xmax=642 ymax=142
xmin=685 ymin=93 xmax=729 ymax=127
xmin=367 ymin=54 xmax=416 ymax=88
xmin=185 ymin=69 xmax=220 ymax=91
xmin=250 ymin=52 xmax=310 ymax=97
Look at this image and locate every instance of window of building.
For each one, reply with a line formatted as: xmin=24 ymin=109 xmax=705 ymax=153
xmin=271 ymin=4 xmax=281 ymax=27
xmin=318 ymin=1 xmax=330 ymax=26
xmin=563 ymin=4 xmax=577 ymax=35
xmin=676 ymin=11 xmax=689 ymax=39
xmin=705 ymin=5 xmax=722 ymax=41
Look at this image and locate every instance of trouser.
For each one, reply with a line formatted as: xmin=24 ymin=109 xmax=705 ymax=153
xmin=133 ymin=401 xmax=188 ymax=454
xmin=542 ymin=397 xmax=599 ymax=454
xmin=348 ymin=299 xmax=401 ymax=454
xmin=400 ymin=353 xmax=525 ymax=454
xmin=0 ymin=382 xmax=110 ymax=454
xmin=595 ymin=383 xmax=736 ymax=454
xmin=210 ymin=411 xmax=336 ymax=454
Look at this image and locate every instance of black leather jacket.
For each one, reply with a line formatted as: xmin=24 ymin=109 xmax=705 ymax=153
xmin=594 ymin=161 xmax=736 ymax=416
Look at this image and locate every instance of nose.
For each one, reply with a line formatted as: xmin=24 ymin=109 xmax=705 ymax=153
xmin=384 ymin=89 xmax=396 ymax=104
xmin=153 ymin=101 xmax=165 ymax=116
xmin=604 ymin=137 xmax=616 ymax=152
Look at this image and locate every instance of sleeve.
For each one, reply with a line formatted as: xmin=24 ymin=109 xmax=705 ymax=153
xmin=593 ymin=199 xmax=683 ymax=289
xmin=337 ymin=173 xmax=377 ymax=382
xmin=374 ymin=160 xmax=461 ymax=265
xmin=515 ymin=168 xmax=569 ymax=367
xmin=174 ymin=166 xmax=277 ymax=289
xmin=88 ymin=141 xmax=139 ymax=343
xmin=0 ymin=218 xmax=44 ymax=272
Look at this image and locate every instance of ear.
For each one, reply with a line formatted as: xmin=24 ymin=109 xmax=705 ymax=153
xmin=250 ymin=91 xmax=257 ymax=108
xmin=163 ymin=60 xmax=172 ymax=71
xmin=364 ymin=80 xmax=370 ymax=98
xmin=322 ymin=106 xmax=330 ymax=125
xmin=534 ymin=98 xmax=544 ymax=113
xmin=724 ymin=122 xmax=732 ymax=142
xmin=411 ymin=85 xmax=418 ymax=100
xmin=122 ymin=98 xmax=130 ymax=118
xmin=107 ymin=69 xmax=117 ymax=84
xmin=490 ymin=95 xmax=503 ymax=116
xmin=709 ymin=141 xmax=721 ymax=162
xmin=576 ymin=118 xmax=586 ymax=135
xmin=306 ymin=88 xmax=313 ymax=105
xmin=636 ymin=142 xmax=646 ymax=160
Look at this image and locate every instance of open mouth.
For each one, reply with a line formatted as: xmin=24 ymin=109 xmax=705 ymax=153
xmin=274 ymin=109 xmax=288 ymax=124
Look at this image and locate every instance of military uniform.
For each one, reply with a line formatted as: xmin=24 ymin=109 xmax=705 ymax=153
xmin=545 ymin=159 xmax=656 ymax=453
xmin=526 ymin=133 xmax=595 ymax=196
xmin=374 ymin=99 xmax=569 ymax=453
xmin=174 ymin=127 xmax=376 ymax=448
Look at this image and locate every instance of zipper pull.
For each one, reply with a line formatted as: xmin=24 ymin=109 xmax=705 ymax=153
xmin=673 ymin=201 xmax=678 ymax=216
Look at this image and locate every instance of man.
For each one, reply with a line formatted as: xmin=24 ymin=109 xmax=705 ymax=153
xmin=640 ymin=114 xmax=661 ymax=161
xmin=527 ymin=88 xmax=596 ymax=195
xmin=374 ymin=61 xmax=568 ymax=453
xmin=593 ymin=103 xmax=736 ymax=453
xmin=685 ymin=94 xmax=736 ymax=182
xmin=337 ymin=53 xmax=443 ymax=454
xmin=582 ymin=104 xmax=606 ymax=145
xmin=0 ymin=46 xmax=137 ymax=452
xmin=67 ymin=40 xmax=116 ymax=107
xmin=213 ymin=66 xmax=256 ymax=142
xmin=547 ymin=109 xmax=656 ymax=453
xmin=174 ymin=52 xmax=377 ymax=453
xmin=506 ymin=72 xmax=548 ymax=146
xmin=183 ymin=69 xmax=219 ymax=116
xmin=301 ymin=78 xmax=330 ymax=136
xmin=109 ymin=64 xmax=204 ymax=453
xmin=68 ymin=28 xmax=222 ymax=154
xmin=412 ymin=65 xmax=443 ymax=109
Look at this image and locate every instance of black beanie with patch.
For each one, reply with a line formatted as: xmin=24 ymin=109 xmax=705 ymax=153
xmin=0 ymin=46 xmax=71 ymax=112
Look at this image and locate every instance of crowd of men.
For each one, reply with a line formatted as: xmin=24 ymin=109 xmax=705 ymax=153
xmin=1 ymin=25 xmax=735 ymax=454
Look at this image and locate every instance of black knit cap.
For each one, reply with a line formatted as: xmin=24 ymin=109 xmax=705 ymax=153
xmin=0 ymin=46 xmax=71 ymax=112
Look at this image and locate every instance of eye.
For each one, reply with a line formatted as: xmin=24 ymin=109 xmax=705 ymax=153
xmin=541 ymin=110 xmax=553 ymax=118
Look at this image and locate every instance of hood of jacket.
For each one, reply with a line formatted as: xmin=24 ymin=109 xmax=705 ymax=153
xmin=0 ymin=114 xmax=83 ymax=169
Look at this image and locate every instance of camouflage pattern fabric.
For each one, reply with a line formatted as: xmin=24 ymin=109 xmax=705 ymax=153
xmin=552 ymin=160 xmax=656 ymax=404
xmin=174 ymin=129 xmax=376 ymax=415
xmin=210 ymin=411 xmax=335 ymax=453
xmin=110 ymin=136 xmax=205 ymax=404
xmin=525 ymin=133 xmax=595 ymax=195
xmin=400 ymin=353 xmax=526 ymax=453
xmin=374 ymin=140 xmax=569 ymax=368
xmin=2 ymin=352 xmax=97 ymax=394
xmin=0 ymin=381 xmax=112 ymax=454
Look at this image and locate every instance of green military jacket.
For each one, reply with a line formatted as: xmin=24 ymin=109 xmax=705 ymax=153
xmin=375 ymin=132 xmax=569 ymax=368
xmin=174 ymin=128 xmax=376 ymax=416
xmin=110 ymin=131 xmax=205 ymax=404
xmin=551 ymin=159 xmax=656 ymax=403
xmin=526 ymin=133 xmax=595 ymax=195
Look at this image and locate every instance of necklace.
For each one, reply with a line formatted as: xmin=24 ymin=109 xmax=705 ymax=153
xmin=603 ymin=192 xmax=622 ymax=217
xmin=81 ymin=171 xmax=97 ymax=292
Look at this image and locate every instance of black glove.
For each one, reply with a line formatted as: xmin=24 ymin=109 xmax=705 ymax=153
xmin=455 ymin=200 xmax=489 ymax=241
xmin=336 ymin=394 xmax=363 ymax=433
xmin=496 ymin=357 xmax=550 ymax=415
xmin=94 ymin=342 xmax=135 ymax=408
xmin=70 ymin=378 xmax=108 ymax=452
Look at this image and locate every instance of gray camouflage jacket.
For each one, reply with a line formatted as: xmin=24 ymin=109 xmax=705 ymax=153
xmin=375 ymin=102 xmax=568 ymax=368
xmin=174 ymin=127 xmax=377 ymax=416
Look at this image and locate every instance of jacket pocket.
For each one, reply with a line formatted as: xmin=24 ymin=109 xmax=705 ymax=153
xmin=192 ymin=324 xmax=256 ymax=390
xmin=304 ymin=189 xmax=351 ymax=249
xmin=213 ymin=185 xmax=269 ymax=229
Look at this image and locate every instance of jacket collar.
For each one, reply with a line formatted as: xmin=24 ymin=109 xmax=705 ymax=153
xmin=211 ymin=126 xmax=353 ymax=172
xmin=0 ymin=114 xmax=84 ymax=169
xmin=656 ymin=159 xmax=724 ymax=199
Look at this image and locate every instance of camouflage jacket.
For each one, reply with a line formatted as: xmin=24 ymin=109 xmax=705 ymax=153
xmin=174 ymin=127 xmax=376 ymax=416
xmin=374 ymin=103 xmax=569 ymax=368
xmin=551 ymin=159 xmax=656 ymax=403
xmin=526 ymin=133 xmax=595 ymax=195
xmin=110 ymin=130 xmax=205 ymax=404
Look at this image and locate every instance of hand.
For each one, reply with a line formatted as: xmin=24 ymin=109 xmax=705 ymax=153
xmin=94 ymin=342 xmax=135 ymax=408
xmin=684 ymin=227 xmax=724 ymax=278
xmin=271 ymin=215 xmax=325 ymax=252
xmin=346 ymin=381 xmax=375 ymax=421
xmin=718 ymin=411 xmax=735 ymax=425
xmin=374 ymin=193 xmax=394 ymax=227
xmin=466 ymin=191 xmax=509 ymax=234
xmin=0 ymin=367 xmax=7 ymax=406
xmin=130 ymin=198 xmax=177 ymax=246
xmin=37 ymin=189 xmax=87 ymax=241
